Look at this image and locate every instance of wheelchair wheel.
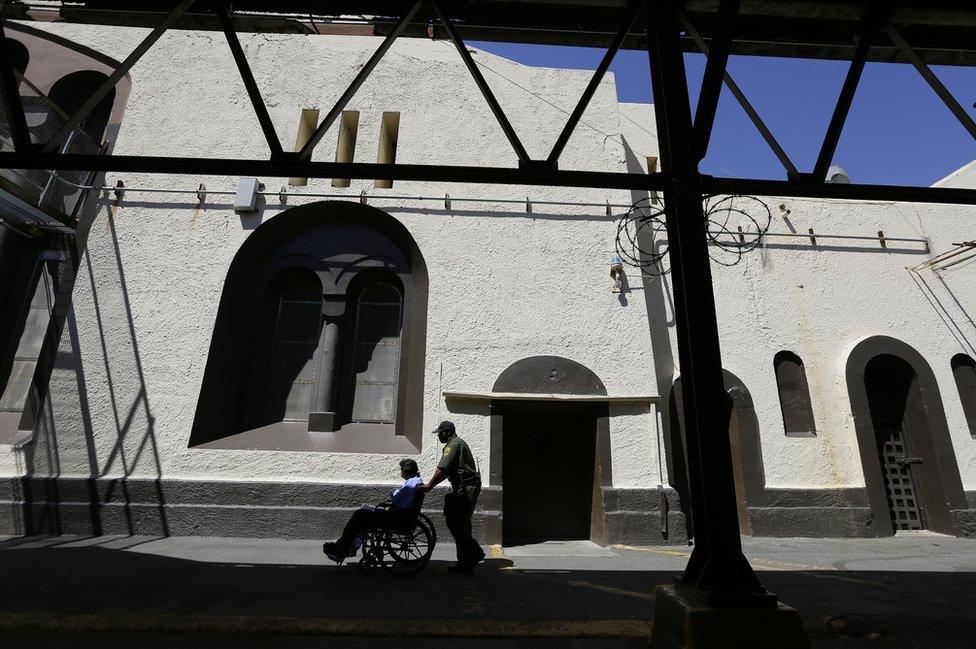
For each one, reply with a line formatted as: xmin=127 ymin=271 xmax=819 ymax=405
xmin=381 ymin=513 xmax=436 ymax=576
xmin=358 ymin=546 xmax=382 ymax=575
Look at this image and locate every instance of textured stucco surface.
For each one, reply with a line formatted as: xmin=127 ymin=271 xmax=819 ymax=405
xmin=3 ymin=22 xmax=976 ymax=529
xmin=5 ymin=24 xmax=663 ymax=491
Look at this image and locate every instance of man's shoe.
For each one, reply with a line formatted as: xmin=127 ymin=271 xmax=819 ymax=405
xmin=447 ymin=563 xmax=474 ymax=574
xmin=473 ymin=547 xmax=486 ymax=565
xmin=323 ymin=542 xmax=344 ymax=564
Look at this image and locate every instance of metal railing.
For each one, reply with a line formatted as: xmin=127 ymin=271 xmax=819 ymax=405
xmin=0 ymin=72 xmax=102 ymax=229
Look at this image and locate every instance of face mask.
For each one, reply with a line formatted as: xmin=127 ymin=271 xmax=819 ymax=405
xmin=438 ymin=431 xmax=451 ymax=443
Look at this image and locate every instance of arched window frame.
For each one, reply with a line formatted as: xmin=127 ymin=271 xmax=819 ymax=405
xmin=773 ymin=350 xmax=817 ymax=437
xmin=951 ymin=354 xmax=976 ymax=438
xmin=191 ymin=206 xmax=429 ymax=453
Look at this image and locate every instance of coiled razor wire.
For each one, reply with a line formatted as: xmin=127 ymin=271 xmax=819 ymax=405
xmin=615 ymin=194 xmax=772 ymax=276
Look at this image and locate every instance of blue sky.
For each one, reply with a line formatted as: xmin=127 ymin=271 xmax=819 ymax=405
xmin=473 ymin=42 xmax=976 ymax=186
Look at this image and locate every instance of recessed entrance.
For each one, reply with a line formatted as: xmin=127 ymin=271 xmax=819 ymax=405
xmin=501 ymin=402 xmax=598 ymax=545
xmin=847 ymin=338 xmax=967 ymax=537
xmin=864 ymin=355 xmax=933 ymax=531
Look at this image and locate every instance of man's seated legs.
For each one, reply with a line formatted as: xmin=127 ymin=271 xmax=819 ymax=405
xmin=324 ymin=505 xmax=393 ymax=562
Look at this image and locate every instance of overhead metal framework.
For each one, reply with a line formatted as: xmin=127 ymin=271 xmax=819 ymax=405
xmin=2 ymin=0 xmax=976 ymax=618
xmin=2 ymin=0 xmax=975 ymax=205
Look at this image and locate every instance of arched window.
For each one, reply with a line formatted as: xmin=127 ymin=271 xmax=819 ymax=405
xmin=774 ymin=350 xmax=816 ymax=437
xmin=47 ymin=70 xmax=115 ymax=146
xmin=191 ymin=207 xmax=429 ymax=452
xmin=263 ymin=274 xmax=323 ymax=423
xmin=952 ymin=354 xmax=976 ymax=438
xmin=348 ymin=282 xmax=403 ymax=424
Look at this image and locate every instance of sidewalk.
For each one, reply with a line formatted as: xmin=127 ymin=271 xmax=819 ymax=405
xmin=2 ymin=534 xmax=975 ymax=647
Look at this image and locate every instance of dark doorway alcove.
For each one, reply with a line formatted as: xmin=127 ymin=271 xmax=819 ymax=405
xmin=501 ymin=402 xmax=599 ymax=545
xmin=847 ymin=336 xmax=966 ymax=536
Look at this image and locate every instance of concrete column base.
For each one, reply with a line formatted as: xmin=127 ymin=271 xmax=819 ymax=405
xmin=649 ymin=585 xmax=809 ymax=649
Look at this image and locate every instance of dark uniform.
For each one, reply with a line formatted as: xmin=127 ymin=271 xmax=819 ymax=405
xmin=437 ymin=434 xmax=484 ymax=567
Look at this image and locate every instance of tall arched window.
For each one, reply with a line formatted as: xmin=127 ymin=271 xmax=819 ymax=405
xmin=774 ymin=350 xmax=816 ymax=437
xmin=191 ymin=207 xmax=429 ymax=452
xmin=263 ymin=274 xmax=323 ymax=423
xmin=349 ymin=282 xmax=403 ymax=424
xmin=952 ymin=354 xmax=976 ymax=438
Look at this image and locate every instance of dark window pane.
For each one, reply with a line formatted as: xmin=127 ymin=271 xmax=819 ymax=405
xmin=350 ymin=283 xmax=402 ymax=424
xmin=265 ymin=279 xmax=321 ymax=422
xmin=774 ymin=351 xmax=816 ymax=437
xmin=952 ymin=354 xmax=976 ymax=438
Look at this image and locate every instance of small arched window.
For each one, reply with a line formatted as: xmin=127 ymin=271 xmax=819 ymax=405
xmin=774 ymin=350 xmax=816 ymax=437
xmin=264 ymin=275 xmax=323 ymax=423
xmin=951 ymin=354 xmax=976 ymax=438
xmin=348 ymin=282 xmax=403 ymax=424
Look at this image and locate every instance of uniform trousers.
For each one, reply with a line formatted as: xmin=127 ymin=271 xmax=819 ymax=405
xmin=444 ymin=482 xmax=484 ymax=566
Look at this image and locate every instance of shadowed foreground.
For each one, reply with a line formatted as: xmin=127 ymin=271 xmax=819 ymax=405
xmin=1 ymin=535 xmax=974 ymax=648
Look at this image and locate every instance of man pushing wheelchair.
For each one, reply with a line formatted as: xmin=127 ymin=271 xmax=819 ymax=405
xmin=323 ymin=420 xmax=484 ymax=574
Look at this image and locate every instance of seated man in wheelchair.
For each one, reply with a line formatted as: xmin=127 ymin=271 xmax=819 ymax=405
xmin=323 ymin=458 xmax=423 ymax=563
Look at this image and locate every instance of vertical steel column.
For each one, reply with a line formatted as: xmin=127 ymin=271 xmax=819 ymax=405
xmin=644 ymin=0 xmax=766 ymax=602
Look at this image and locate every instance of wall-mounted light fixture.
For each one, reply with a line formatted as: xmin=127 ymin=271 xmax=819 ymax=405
xmin=610 ymin=253 xmax=624 ymax=293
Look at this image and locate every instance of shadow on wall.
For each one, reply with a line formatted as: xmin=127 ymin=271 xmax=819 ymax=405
xmin=22 ymin=205 xmax=169 ymax=537
xmin=909 ymin=270 xmax=976 ymax=357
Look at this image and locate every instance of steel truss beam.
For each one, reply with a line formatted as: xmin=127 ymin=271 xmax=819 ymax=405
xmin=885 ymin=21 xmax=976 ymax=142
xmin=812 ymin=10 xmax=880 ymax=181
xmin=692 ymin=0 xmax=739 ymax=161
xmin=679 ymin=11 xmax=801 ymax=180
xmin=432 ymin=0 xmax=532 ymax=168
xmin=296 ymin=0 xmax=421 ymax=161
xmin=41 ymin=0 xmax=196 ymax=152
xmin=545 ymin=0 xmax=642 ymax=168
xmin=0 ymin=151 xmax=667 ymax=190
xmin=213 ymin=1 xmax=283 ymax=157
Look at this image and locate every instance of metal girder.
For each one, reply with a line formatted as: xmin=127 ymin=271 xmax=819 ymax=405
xmin=0 ymin=2 xmax=30 ymax=152
xmin=432 ymin=0 xmax=532 ymax=168
xmin=645 ymin=0 xmax=766 ymax=602
xmin=703 ymin=176 xmax=976 ymax=205
xmin=41 ymin=0 xmax=196 ymax=153
xmin=692 ymin=0 xmax=740 ymax=161
xmin=812 ymin=12 xmax=880 ymax=181
xmin=679 ymin=11 xmax=801 ymax=180
xmin=545 ymin=0 xmax=642 ymax=168
xmin=295 ymin=0 xmax=421 ymax=161
xmin=213 ymin=2 xmax=283 ymax=157
xmin=884 ymin=21 xmax=976 ymax=142
xmin=0 ymin=151 xmax=667 ymax=190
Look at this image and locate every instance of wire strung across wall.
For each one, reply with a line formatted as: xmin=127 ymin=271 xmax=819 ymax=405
xmin=614 ymin=193 xmax=772 ymax=276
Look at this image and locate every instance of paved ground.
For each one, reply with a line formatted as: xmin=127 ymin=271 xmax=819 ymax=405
xmin=2 ymin=533 xmax=975 ymax=648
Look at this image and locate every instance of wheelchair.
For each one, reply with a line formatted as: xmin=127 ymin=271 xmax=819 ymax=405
xmin=351 ymin=494 xmax=436 ymax=576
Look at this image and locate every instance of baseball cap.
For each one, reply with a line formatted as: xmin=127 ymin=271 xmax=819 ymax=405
xmin=431 ymin=420 xmax=456 ymax=434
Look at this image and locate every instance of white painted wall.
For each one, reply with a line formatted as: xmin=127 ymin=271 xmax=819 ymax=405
xmin=7 ymin=24 xmax=662 ymax=489
xmin=6 ymin=22 xmax=976 ymax=499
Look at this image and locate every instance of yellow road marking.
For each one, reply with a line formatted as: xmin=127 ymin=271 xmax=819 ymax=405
xmin=566 ymin=580 xmax=653 ymax=600
xmin=612 ymin=544 xmax=691 ymax=558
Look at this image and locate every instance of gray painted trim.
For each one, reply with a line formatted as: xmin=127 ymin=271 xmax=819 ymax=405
xmin=4 ymin=478 xmax=972 ymax=542
xmin=492 ymin=355 xmax=607 ymax=395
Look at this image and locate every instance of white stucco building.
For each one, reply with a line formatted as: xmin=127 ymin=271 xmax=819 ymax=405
xmin=2 ymin=18 xmax=975 ymax=544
